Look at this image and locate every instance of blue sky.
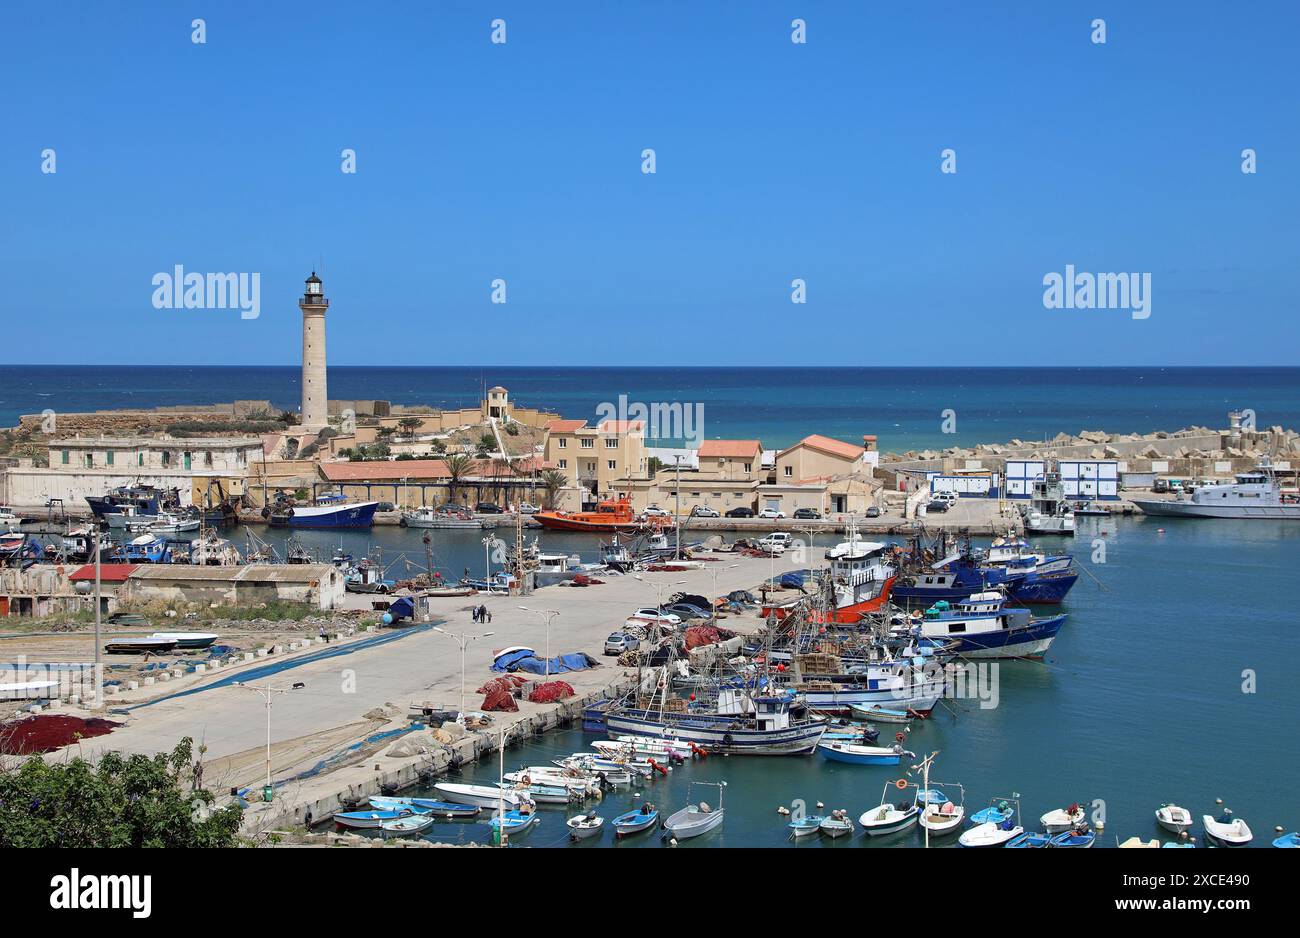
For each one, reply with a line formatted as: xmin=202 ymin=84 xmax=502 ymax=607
xmin=1 ymin=1 xmax=1296 ymax=366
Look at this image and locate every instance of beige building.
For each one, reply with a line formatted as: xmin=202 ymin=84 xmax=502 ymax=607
xmin=774 ymin=434 xmax=876 ymax=483
xmin=544 ymin=418 xmax=649 ymax=501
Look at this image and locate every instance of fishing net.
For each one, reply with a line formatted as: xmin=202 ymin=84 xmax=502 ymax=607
xmin=0 ymin=715 xmax=121 ymax=755
xmin=477 ymin=675 xmax=523 ymax=712
xmin=527 ymin=680 xmax=575 ymax=703
xmin=684 ymin=625 xmax=722 ymax=649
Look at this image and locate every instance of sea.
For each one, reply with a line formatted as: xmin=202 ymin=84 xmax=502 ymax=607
xmin=7 ymin=365 xmax=1299 ymax=847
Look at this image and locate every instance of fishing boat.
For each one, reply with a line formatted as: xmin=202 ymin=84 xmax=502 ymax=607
xmin=983 ymin=535 xmax=1074 ymax=575
xmin=147 ymin=512 xmax=201 ymax=534
xmin=1041 ymin=803 xmax=1085 ymax=834
xmin=958 ymin=797 xmax=1023 ymax=848
xmin=493 ymin=781 xmax=578 ymax=805
xmin=1006 ymin=832 xmax=1053 ymax=848
xmin=1132 ymin=459 xmax=1300 ymax=519
xmin=1162 ymin=841 xmax=1196 ymax=848
xmin=599 ymin=686 xmax=828 ymax=756
xmin=917 ymin=788 xmax=965 ymax=836
xmin=533 ymin=496 xmax=645 ymax=533
xmin=848 ymin=704 xmax=913 ymax=725
xmin=103 ymin=636 xmax=178 ymax=654
xmin=612 ymin=804 xmax=660 ymax=838
xmin=1117 ymin=836 xmax=1161 ymax=848
xmin=793 ymin=653 xmax=950 ymax=715
xmin=113 ymin=533 xmax=174 ymax=564
xmin=1202 ymin=810 xmax=1253 ymax=847
xmin=1020 ymin=474 xmax=1076 ymax=535
xmin=1155 ymin=803 xmax=1194 ymax=835
xmin=593 ymin=736 xmax=698 ymax=761
xmin=1272 ymin=832 xmax=1300 ymax=848
xmin=817 ymin=741 xmax=914 ymax=766
xmin=489 ymin=810 xmax=538 ymax=835
xmin=1050 ymin=826 xmax=1096 ymax=848
xmin=566 ymin=812 xmax=605 ymax=841
xmin=859 ymin=784 xmax=920 ymax=837
xmin=788 ymin=815 xmax=825 ymax=839
xmin=149 ymin=631 xmax=218 ymax=650
xmin=368 ymin=796 xmax=480 ymax=818
xmin=335 ymin=809 xmax=417 ymax=830
xmin=380 ymin=815 xmax=435 ymax=838
xmin=267 ymin=495 xmax=379 ymax=529
xmin=819 ymin=809 xmax=855 ymax=839
xmin=434 ymin=782 xmax=528 ymax=810
xmin=0 ymin=506 xmax=22 ymax=534
xmin=663 ymin=781 xmax=726 ymax=840
xmin=917 ymin=592 xmax=1067 ymax=659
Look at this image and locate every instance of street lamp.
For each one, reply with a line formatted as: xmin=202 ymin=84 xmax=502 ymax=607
xmin=232 ymin=680 xmax=302 ymax=801
xmin=633 ymin=574 xmax=686 ymax=610
xmin=708 ymin=563 xmax=739 ymax=623
xmin=481 ymin=534 xmax=495 ymax=581
xmin=517 ymin=606 xmax=558 ymax=677
xmin=432 ymin=627 xmax=494 ymax=717
xmin=672 ymin=454 xmax=685 ymax=559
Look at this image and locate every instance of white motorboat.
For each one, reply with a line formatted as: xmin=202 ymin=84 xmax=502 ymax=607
xmin=566 ymin=812 xmax=605 ymax=841
xmin=149 ymin=512 xmax=201 ymax=534
xmin=1155 ymin=803 xmax=1193 ymax=835
xmin=1133 ymin=460 xmax=1300 ymax=519
xmin=433 ymin=782 xmax=528 ymax=810
xmin=917 ymin=788 xmax=965 ymax=836
xmin=1041 ymin=803 xmax=1085 ymax=834
xmin=0 ymin=507 xmax=21 ymax=533
xmin=402 ymin=506 xmax=483 ymax=529
xmin=663 ymin=782 xmax=726 ymax=841
xmin=1202 ymin=811 xmax=1253 ymax=847
xmin=859 ymin=782 xmax=920 ymax=837
xmin=819 ymin=810 xmax=855 ymax=839
xmin=958 ymin=820 xmax=1025 ymax=847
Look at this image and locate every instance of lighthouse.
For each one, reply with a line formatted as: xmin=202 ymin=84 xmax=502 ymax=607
xmin=299 ymin=271 xmax=329 ymax=432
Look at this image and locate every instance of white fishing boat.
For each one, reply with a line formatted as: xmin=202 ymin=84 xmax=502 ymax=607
xmin=148 ymin=512 xmax=200 ymax=534
xmin=149 ymin=631 xmax=219 ymax=649
xmin=493 ymin=781 xmax=576 ymax=805
xmin=0 ymin=506 xmax=23 ymax=533
xmin=434 ymin=782 xmax=527 ymax=810
xmin=402 ymin=506 xmax=483 ymax=529
xmin=1202 ymin=810 xmax=1253 ymax=847
xmin=380 ymin=815 xmax=435 ymax=838
xmin=958 ymin=796 xmax=1023 ymax=848
xmin=1041 ymin=803 xmax=1085 ymax=834
xmin=566 ymin=812 xmax=605 ymax=841
xmin=663 ymin=781 xmax=726 ymax=841
xmin=917 ymin=788 xmax=965 ymax=836
xmin=1155 ymin=803 xmax=1194 ymax=835
xmin=859 ymin=782 xmax=920 ymax=837
xmin=788 ymin=815 xmax=825 ymax=839
xmin=819 ymin=809 xmax=855 ymax=839
xmin=593 ymin=737 xmax=695 ymax=762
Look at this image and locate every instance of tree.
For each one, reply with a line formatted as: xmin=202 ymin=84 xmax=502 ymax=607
xmin=0 ymin=737 xmax=242 ymax=848
xmin=444 ymin=453 xmax=474 ymax=505
xmin=541 ymin=469 xmax=567 ymax=508
xmin=397 ymin=417 xmax=422 ymax=439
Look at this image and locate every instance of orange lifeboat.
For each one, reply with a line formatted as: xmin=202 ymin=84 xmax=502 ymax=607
xmin=533 ymin=496 xmax=645 ymax=533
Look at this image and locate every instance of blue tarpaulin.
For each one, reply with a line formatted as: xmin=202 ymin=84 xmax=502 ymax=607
xmin=779 ymin=572 xmax=805 ymax=588
xmin=492 ymin=649 xmax=599 ymax=674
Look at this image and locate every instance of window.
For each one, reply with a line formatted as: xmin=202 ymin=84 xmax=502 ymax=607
xmin=204 ymin=451 xmax=213 ymax=467
xmin=558 ymin=459 xmax=567 ymax=469
xmin=138 ymin=452 xmax=144 ymax=467
xmin=557 ymin=438 xmax=567 ymax=448
xmin=744 ymin=463 xmax=751 ymax=472
xmin=605 ymin=438 xmax=618 ymax=449
xmin=106 ymin=451 xmax=114 ymax=466
xmin=162 ymin=452 xmax=171 ymax=467
xmin=61 ymin=450 xmax=69 ymax=465
xmin=784 ymin=466 xmax=793 ymax=477
xmin=84 ymin=454 xmax=93 ymax=467
xmin=581 ymin=438 xmax=594 ymax=449
xmin=607 ymin=460 xmax=616 ymax=470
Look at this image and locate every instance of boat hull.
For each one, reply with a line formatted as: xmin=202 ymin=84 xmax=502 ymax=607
xmin=859 ymin=807 xmax=919 ymax=836
xmin=1132 ymin=499 xmax=1300 ymax=519
xmin=942 ymin=614 xmax=1067 ymax=660
xmin=817 ymin=742 xmax=911 ymax=766
xmin=602 ymin=710 xmax=826 ymax=755
xmin=665 ymin=807 xmax=724 ymax=839
xmin=272 ymin=502 xmax=379 ymax=528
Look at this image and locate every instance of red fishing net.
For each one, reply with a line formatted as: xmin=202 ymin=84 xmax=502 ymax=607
xmin=527 ymin=681 xmax=575 ymax=703
xmin=0 ymin=715 xmax=121 ymax=755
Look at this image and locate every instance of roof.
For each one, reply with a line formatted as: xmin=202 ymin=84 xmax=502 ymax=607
xmin=596 ymin=420 xmax=644 ymax=434
xmin=545 ymin=419 xmax=587 ymax=434
xmin=698 ymin=440 xmax=763 ymax=459
xmin=69 ymin=563 xmax=138 ymax=582
xmin=320 ymin=456 xmax=550 ymax=483
xmin=128 ymin=564 xmax=336 ymax=582
xmin=787 ymin=434 xmax=866 ymax=461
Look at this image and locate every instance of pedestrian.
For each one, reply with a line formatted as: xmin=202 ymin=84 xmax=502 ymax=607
xmin=486 ymin=609 xmax=492 ymax=624
xmin=472 ymin=606 xmax=480 ymax=623
xmin=319 ymin=624 xmax=329 ymax=644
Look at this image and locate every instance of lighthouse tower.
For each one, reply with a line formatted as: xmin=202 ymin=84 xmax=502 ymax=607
xmin=299 ymin=272 xmax=329 ymax=432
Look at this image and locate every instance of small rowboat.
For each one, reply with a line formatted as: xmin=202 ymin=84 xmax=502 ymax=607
xmin=1050 ymin=828 xmax=1096 ymax=848
xmin=1155 ymin=803 xmax=1193 ymax=834
xmin=368 ymin=796 xmax=479 ymax=818
xmin=380 ymin=815 xmax=435 ymax=838
xmin=958 ymin=821 xmax=1024 ymax=847
xmin=1118 ymin=836 xmax=1161 ymax=848
xmin=489 ymin=810 xmax=538 ymax=835
xmin=817 ymin=741 xmax=914 ymax=766
xmin=859 ymin=801 xmax=919 ymax=837
xmin=435 ymin=782 xmax=527 ymax=809
xmin=1006 ymin=832 xmax=1053 ymax=848
xmin=612 ymin=805 xmax=660 ymax=838
xmin=104 ymin=637 xmax=177 ymax=654
xmin=149 ymin=631 xmax=219 ymax=649
xmin=917 ymin=790 xmax=964 ymax=836
xmin=819 ymin=811 xmax=855 ymax=839
xmin=566 ymin=813 xmax=605 ymax=841
xmin=1202 ymin=811 xmax=1253 ymax=847
xmin=969 ymin=804 xmax=1014 ymax=825
xmin=788 ymin=816 xmax=825 ymax=839
xmin=848 ymin=704 xmax=913 ymax=724
xmin=335 ymin=809 xmax=413 ymax=830
xmin=1274 ymin=832 xmax=1300 ymax=848
xmin=1041 ymin=803 xmax=1085 ymax=834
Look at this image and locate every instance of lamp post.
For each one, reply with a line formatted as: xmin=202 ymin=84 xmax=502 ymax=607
xmin=517 ymin=606 xmax=558 ymax=677
xmin=633 ymin=574 xmax=686 ymax=610
xmin=432 ymin=627 xmax=494 ymax=717
xmin=708 ymin=563 xmax=739 ymax=623
xmin=232 ymin=680 xmax=301 ymax=800
xmin=673 ymin=454 xmax=685 ymax=559
xmin=481 ymin=534 xmax=494 ymax=581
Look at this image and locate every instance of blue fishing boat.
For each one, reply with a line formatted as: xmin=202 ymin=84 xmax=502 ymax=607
xmin=334 ymin=808 xmax=417 ymax=830
xmin=268 ymin=495 xmax=379 ymax=529
xmin=489 ymin=810 xmax=538 ymax=835
xmin=599 ymin=688 xmax=828 ymax=756
xmin=787 ymin=815 xmax=825 ymax=839
xmin=1050 ymin=828 xmax=1096 ymax=848
xmin=969 ymin=802 xmax=1015 ymax=825
xmin=368 ymin=796 xmax=478 ymax=818
xmin=917 ymin=592 xmax=1067 ymax=659
xmin=1273 ymin=831 xmax=1300 ymax=848
xmin=1006 ymin=831 xmax=1053 ymax=848
xmin=612 ymin=804 xmax=660 ymax=838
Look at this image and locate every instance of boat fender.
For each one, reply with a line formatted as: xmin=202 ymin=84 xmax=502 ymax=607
xmin=895 ymin=732 xmax=906 ymax=742
xmin=895 ymin=779 xmax=908 ymax=790
xmin=722 ymin=733 xmax=734 ymax=747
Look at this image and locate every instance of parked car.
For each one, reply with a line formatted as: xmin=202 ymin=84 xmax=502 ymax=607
xmin=475 ymin=502 xmax=505 ymax=514
xmin=865 ymin=505 xmax=881 ymax=518
xmin=604 ymin=632 xmax=640 ymax=655
xmin=664 ymin=602 xmax=712 ymax=620
xmin=926 ymin=498 xmax=951 ymax=513
xmin=725 ymin=507 xmax=756 ymax=518
xmin=690 ymin=505 xmax=720 ymax=518
xmin=625 ymin=608 xmax=682 ymax=629
xmin=643 ymin=505 xmax=671 ymax=518
xmin=792 ymin=508 xmax=821 ymax=520
xmin=757 ymin=532 xmax=792 ymax=553
xmin=517 ymin=502 xmax=540 ymax=514
xmin=376 ymin=502 xmax=396 ymax=512
xmin=758 ymin=508 xmax=786 ymax=519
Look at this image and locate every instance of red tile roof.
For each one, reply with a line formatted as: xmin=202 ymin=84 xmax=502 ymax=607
xmin=545 ymin=419 xmax=587 ymax=433
xmin=796 ymin=434 xmax=865 ymax=460
xmin=69 ymin=563 xmax=138 ymax=582
xmin=699 ymin=439 xmax=763 ymax=459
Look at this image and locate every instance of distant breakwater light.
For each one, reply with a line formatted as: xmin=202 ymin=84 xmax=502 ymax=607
xmin=151 ymin=266 xmax=260 ymax=320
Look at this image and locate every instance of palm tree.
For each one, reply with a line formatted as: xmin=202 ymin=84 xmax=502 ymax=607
xmin=443 ymin=453 xmax=474 ymax=507
xmin=541 ymin=469 xmax=567 ymax=509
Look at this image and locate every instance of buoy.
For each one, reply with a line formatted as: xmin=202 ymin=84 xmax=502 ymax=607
xmin=1157 ymin=528 xmax=1165 ymax=534
xmin=777 ymin=806 xmax=789 ymax=815
xmin=895 ymin=732 xmax=906 ymax=742
xmin=1277 ymin=825 xmax=1285 ymax=833
xmin=668 ymin=837 xmax=678 ymax=847
xmin=1215 ymin=797 xmax=1224 ymax=805
xmin=815 ymin=801 xmax=824 ymax=809
xmin=688 ymin=693 xmax=696 ymax=701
